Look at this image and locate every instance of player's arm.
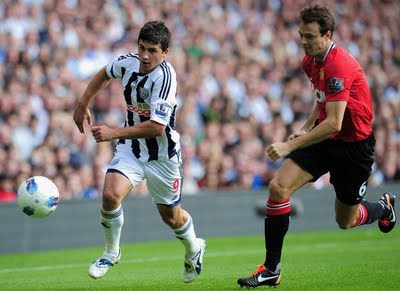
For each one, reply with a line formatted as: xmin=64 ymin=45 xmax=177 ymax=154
xmin=288 ymin=102 xmax=319 ymax=140
xmin=267 ymin=101 xmax=346 ymax=161
xmin=288 ymin=100 xmax=346 ymax=149
xmin=101 ymin=121 xmax=165 ymax=139
xmin=73 ymin=66 xmax=111 ymax=133
xmin=91 ymin=117 xmax=167 ymax=143
xmin=301 ymin=102 xmax=319 ymax=131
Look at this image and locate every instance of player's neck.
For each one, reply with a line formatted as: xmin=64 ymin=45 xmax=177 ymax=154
xmin=315 ymin=41 xmax=334 ymax=62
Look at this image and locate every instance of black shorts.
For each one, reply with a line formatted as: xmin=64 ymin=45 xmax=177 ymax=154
xmin=286 ymin=134 xmax=376 ymax=205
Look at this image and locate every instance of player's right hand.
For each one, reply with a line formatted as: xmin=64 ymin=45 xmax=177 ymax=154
xmin=288 ymin=129 xmax=308 ymax=140
xmin=73 ymin=103 xmax=92 ymax=134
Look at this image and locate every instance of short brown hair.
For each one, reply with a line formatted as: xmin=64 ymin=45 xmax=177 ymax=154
xmin=300 ymin=4 xmax=335 ymax=38
xmin=138 ymin=21 xmax=171 ymax=52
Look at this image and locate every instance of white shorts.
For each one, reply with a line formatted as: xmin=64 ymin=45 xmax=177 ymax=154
xmin=107 ymin=143 xmax=183 ymax=206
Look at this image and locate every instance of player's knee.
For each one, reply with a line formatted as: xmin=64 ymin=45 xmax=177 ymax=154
xmin=269 ymin=179 xmax=290 ymax=201
xmin=102 ymin=191 xmax=121 ymax=209
xmin=335 ymin=217 xmax=354 ymax=230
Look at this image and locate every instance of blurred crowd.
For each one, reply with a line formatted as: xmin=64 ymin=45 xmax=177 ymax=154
xmin=0 ymin=0 xmax=399 ymax=202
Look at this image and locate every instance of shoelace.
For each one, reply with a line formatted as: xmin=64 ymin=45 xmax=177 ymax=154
xmin=249 ymin=265 xmax=267 ymax=278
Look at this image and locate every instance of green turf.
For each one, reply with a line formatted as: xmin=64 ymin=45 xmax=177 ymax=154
xmin=0 ymin=228 xmax=399 ymax=290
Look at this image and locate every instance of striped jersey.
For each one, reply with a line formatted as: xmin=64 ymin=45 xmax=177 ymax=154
xmin=106 ymin=53 xmax=180 ymax=162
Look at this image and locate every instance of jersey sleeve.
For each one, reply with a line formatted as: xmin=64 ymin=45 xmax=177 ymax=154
xmin=325 ymin=61 xmax=356 ymax=102
xmin=106 ymin=54 xmax=136 ymax=80
xmin=149 ymin=65 xmax=178 ymax=126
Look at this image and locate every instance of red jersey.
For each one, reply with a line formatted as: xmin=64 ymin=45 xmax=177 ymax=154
xmin=301 ymin=43 xmax=373 ymax=142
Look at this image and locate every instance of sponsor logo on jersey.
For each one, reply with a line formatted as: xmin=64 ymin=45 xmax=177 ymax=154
xmin=155 ymin=103 xmax=170 ymax=117
xmin=329 ymin=77 xmax=344 ymax=91
xmin=127 ymin=103 xmax=151 ymax=117
xmin=311 ymin=83 xmax=326 ymax=103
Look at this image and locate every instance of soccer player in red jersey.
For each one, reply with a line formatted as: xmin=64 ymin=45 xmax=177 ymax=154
xmin=238 ymin=4 xmax=396 ymax=288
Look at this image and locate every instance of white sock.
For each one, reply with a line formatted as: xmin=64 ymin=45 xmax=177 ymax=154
xmin=173 ymin=211 xmax=200 ymax=258
xmin=101 ymin=205 xmax=124 ymax=257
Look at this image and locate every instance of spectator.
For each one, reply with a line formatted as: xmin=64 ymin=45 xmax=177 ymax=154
xmin=0 ymin=0 xmax=399 ymax=202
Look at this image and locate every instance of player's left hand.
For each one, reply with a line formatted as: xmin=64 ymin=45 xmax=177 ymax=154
xmin=266 ymin=142 xmax=292 ymax=161
xmin=91 ymin=125 xmax=116 ymax=143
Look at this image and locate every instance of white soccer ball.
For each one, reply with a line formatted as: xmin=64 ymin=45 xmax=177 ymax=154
xmin=17 ymin=176 xmax=60 ymax=218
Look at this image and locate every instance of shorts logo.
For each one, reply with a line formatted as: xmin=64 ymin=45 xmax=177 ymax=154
xmin=155 ymin=104 xmax=170 ymax=118
xmin=329 ymin=77 xmax=344 ymax=91
xmin=110 ymin=159 xmax=120 ymax=166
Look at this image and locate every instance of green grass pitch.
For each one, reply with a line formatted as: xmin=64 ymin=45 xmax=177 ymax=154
xmin=0 ymin=228 xmax=399 ymax=290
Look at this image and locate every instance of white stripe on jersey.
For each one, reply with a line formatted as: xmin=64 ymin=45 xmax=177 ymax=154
xmin=106 ymin=53 xmax=180 ymax=162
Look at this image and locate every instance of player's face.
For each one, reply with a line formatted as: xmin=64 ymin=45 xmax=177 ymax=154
xmin=138 ymin=40 xmax=169 ymax=74
xmin=299 ymin=22 xmax=332 ymax=60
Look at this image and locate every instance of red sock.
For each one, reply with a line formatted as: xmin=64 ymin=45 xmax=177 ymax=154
xmin=354 ymin=203 xmax=368 ymax=226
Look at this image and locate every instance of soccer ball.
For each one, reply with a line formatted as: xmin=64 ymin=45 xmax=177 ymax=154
xmin=17 ymin=176 xmax=60 ymax=218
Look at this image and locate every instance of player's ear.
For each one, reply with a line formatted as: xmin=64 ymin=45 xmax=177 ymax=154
xmin=162 ymin=48 xmax=169 ymax=57
xmin=325 ymin=30 xmax=332 ymax=39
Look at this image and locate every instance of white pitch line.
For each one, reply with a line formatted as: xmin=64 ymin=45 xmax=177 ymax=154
xmin=0 ymin=249 xmax=264 ymax=274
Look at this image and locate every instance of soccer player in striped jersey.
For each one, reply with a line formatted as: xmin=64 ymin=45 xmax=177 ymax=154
xmin=237 ymin=5 xmax=396 ymax=288
xmin=73 ymin=21 xmax=206 ymax=283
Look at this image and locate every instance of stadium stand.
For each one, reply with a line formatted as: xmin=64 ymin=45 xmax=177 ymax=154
xmin=0 ymin=0 xmax=399 ymax=201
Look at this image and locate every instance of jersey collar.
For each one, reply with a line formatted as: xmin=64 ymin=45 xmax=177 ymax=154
xmin=321 ymin=41 xmax=335 ymax=62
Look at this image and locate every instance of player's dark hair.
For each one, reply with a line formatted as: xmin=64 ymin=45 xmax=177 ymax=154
xmin=300 ymin=4 xmax=335 ymax=38
xmin=138 ymin=21 xmax=171 ymax=52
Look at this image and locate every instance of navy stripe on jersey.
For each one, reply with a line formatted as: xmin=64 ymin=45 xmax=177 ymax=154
xmin=159 ymin=63 xmax=172 ymax=100
xmin=135 ymin=76 xmax=159 ymax=161
xmin=123 ymin=72 xmax=137 ymax=106
xmin=159 ymin=65 xmax=166 ymax=99
xmin=165 ymin=126 xmax=176 ymax=159
xmin=161 ymin=63 xmax=172 ymax=100
xmin=121 ymin=67 xmax=126 ymax=79
xmin=110 ymin=61 xmax=116 ymax=78
xmin=169 ymin=104 xmax=177 ymax=130
xmin=118 ymin=121 xmax=127 ymax=144
xmin=123 ymin=72 xmax=140 ymax=158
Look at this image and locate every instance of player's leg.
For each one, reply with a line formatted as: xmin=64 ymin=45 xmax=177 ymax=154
xmin=145 ymin=155 xmax=205 ymax=283
xmin=89 ymin=144 xmax=144 ymax=279
xmin=333 ymin=134 xmax=396 ymax=231
xmin=100 ymin=172 xmax=132 ymax=255
xmin=335 ymin=193 xmax=395 ymax=230
xmin=157 ymin=203 xmax=206 ymax=283
xmin=237 ymin=158 xmax=314 ymax=288
xmin=89 ymin=172 xmax=132 ymax=279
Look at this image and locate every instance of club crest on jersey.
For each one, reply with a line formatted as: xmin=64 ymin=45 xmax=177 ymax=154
xmin=139 ymin=87 xmax=150 ymax=100
xmin=329 ymin=77 xmax=344 ymax=91
xmin=319 ymin=68 xmax=324 ymax=80
xmin=155 ymin=104 xmax=170 ymax=117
